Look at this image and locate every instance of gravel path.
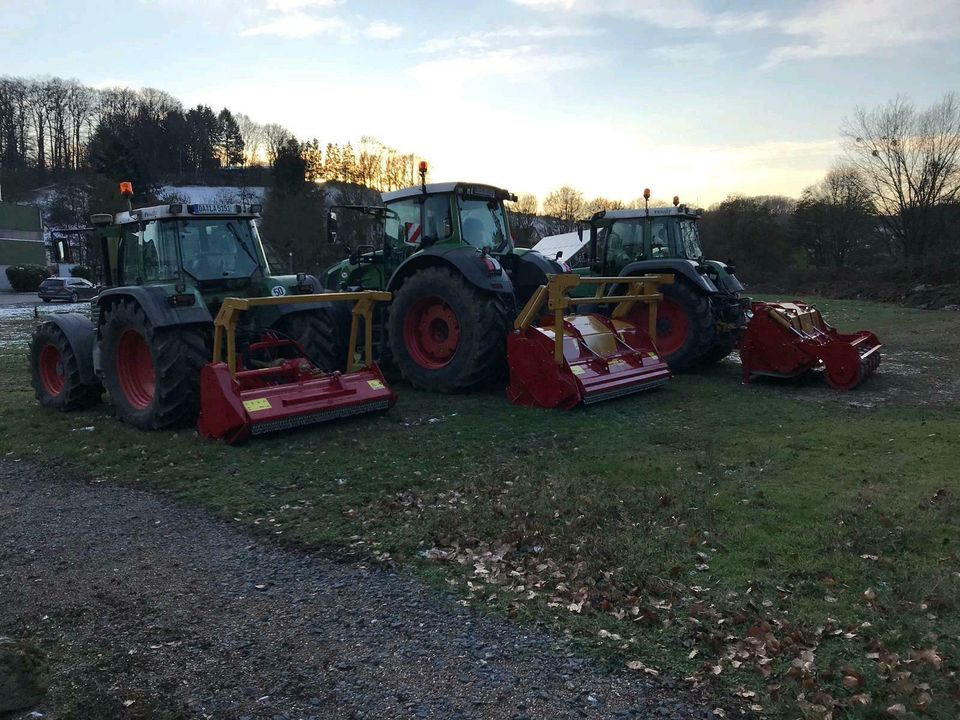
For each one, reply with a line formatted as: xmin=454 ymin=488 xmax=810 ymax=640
xmin=0 ymin=460 xmax=721 ymax=719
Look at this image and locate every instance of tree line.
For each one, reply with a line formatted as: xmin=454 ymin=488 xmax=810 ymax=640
xmin=510 ymin=93 xmax=960 ymax=286
xmin=0 ymin=76 xmax=427 ymax=201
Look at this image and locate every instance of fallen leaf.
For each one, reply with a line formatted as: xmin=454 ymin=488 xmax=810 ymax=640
xmin=885 ymin=704 xmax=907 ymax=717
xmin=863 ymin=587 xmax=877 ymax=602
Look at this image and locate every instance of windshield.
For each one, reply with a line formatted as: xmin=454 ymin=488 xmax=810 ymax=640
xmin=177 ymin=218 xmax=267 ymax=281
xmin=458 ymin=198 xmax=510 ymax=252
xmin=679 ymin=219 xmax=703 ymax=260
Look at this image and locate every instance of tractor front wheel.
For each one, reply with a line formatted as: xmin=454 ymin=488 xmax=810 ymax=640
xmin=101 ymin=300 xmax=208 ymax=429
xmin=389 ymin=266 xmax=508 ymax=392
xmin=29 ymin=323 xmax=101 ymax=411
xmin=627 ymin=281 xmax=714 ymax=371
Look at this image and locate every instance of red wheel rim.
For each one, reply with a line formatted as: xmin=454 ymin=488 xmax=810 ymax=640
xmin=116 ymin=329 xmax=155 ymax=409
xmin=403 ymin=295 xmax=461 ymax=369
xmin=39 ymin=344 xmax=65 ymax=396
xmin=649 ymin=298 xmax=689 ymax=356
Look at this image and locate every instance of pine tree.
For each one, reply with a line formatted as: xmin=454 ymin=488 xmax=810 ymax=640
xmin=217 ymin=108 xmax=244 ymax=167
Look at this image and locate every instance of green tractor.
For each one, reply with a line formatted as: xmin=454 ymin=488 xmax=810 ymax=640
xmin=534 ymin=195 xmax=749 ymax=369
xmin=29 ymin=187 xmax=346 ymax=430
xmin=325 ymin=169 xmax=564 ymax=392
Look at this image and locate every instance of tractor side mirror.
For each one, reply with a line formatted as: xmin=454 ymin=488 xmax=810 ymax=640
xmin=555 ymin=250 xmax=563 ymax=261
xmin=327 ymin=212 xmax=338 ymax=244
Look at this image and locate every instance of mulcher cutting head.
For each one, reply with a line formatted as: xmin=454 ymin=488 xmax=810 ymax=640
xmin=507 ymin=274 xmax=672 ymax=409
xmin=739 ymin=301 xmax=881 ymax=390
xmin=198 ymin=291 xmax=395 ymax=443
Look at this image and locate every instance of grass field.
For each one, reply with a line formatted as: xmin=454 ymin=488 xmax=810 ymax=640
xmin=1 ymin=298 xmax=958 ymax=718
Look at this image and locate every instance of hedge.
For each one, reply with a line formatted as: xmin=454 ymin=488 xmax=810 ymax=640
xmin=5 ymin=265 xmax=51 ymax=292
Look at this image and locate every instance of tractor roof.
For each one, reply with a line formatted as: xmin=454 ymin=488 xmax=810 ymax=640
xmin=592 ymin=206 xmax=702 ymax=222
xmin=112 ymin=202 xmax=262 ymax=225
xmin=382 ymin=182 xmax=516 ymax=204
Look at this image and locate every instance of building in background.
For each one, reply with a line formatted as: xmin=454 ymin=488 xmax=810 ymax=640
xmin=0 ymin=202 xmax=46 ymax=291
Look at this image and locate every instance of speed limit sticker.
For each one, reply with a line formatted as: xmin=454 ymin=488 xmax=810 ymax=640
xmin=271 ymin=286 xmax=286 ymax=297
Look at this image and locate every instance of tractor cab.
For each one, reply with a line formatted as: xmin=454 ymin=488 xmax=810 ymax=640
xmin=92 ymin=202 xmax=322 ymax=321
xmin=535 ymin=195 xmax=749 ymax=370
xmin=98 ymin=203 xmax=271 ymax=289
xmin=326 ymin=181 xmax=526 ymax=294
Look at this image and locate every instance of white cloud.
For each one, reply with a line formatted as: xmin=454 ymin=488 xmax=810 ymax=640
xmin=766 ymin=0 xmax=960 ymax=67
xmin=363 ymin=21 xmax=403 ymax=40
xmin=648 ymin=42 xmax=730 ymax=64
xmin=510 ymin=0 xmax=769 ymax=34
xmin=409 ymin=45 xmax=597 ymax=86
xmin=240 ymin=11 xmax=346 ymax=38
xmin=264 ymin=0 xmax=336 ymax=10
xmin=417 ymin=24 xmax=600 ymax=54
xmin=238 ymin=0 xmax=401 ymax=41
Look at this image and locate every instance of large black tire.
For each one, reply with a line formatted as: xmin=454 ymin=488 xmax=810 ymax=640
xmin=29 ymin=322 xmax=101 ymax=411
xmin=699 ymin=337 xmax=737 ymax=366
xmin=654 ymin=282 xmax=715 ymax=371
xmin=388 ymin=266 xmax=509 ymax=392
xmin=100 ymin=300 xmax=208 ymax=430
xmin=274 ymin=311 xmax=346 ymax=372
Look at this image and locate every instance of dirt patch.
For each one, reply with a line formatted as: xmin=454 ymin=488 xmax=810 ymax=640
xmin=0 ymin=460 xmax=723 ymax=720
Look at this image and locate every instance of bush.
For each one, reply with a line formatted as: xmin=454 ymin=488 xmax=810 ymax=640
xmin=5 ymin=265 xmax=51 ymax=292
xmin=69 ymin=265 xmax=94 ymax=281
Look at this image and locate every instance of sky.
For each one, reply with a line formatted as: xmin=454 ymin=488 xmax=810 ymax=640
xmin=1 ymin=0 xmax=958 ymax=206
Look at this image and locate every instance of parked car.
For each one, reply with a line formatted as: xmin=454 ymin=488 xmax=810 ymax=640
xmin=37 ymin=277 xmax=100 ymax=303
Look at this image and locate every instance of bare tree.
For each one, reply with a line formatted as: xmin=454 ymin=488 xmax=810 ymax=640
xmin=506 ymin=193 xmax=539 ymax=247
xmin=842 ymin=93 xmax=960 ymax=260
xmin=585 ymin=196 xmax=624 ymax=214
xmin=796 ymin=166 xmax=875 ymax=267
xmin=66 ymin=81 xmax=95 ymax=171
xmin=235 ymin=113 xmax=264 ymax=167
xmin=262 ymin=123 xmax=292 ymax=166
xmin=543 ymin=186 xmax=586 ymax=229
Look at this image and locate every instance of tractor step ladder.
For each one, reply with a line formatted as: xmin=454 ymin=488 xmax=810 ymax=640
xmin=739 ymin=300 xmax=881 ymax=390
xmin=507 ymin=274 xmax=673 ymax=409
xmin=198 ymin=290 xmax=395 ymax=444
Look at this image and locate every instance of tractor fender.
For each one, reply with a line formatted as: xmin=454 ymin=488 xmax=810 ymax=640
xmin=620 ymin=260 xmax=719 ymax=294
xmin=39 ymin=312 xmax=98 ymax=385
xmin=96 ymin=286 xmax=213 ymax=329
xmin=702 ymin=261 xmax=744 ymax=294
xmin=509 ymin=249 xmax=566 ymax=287
xmin=386 ymin=246 xmax=515 ymax=297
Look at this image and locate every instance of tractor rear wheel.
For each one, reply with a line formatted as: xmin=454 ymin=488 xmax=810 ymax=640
xmin=389 ymin=266 xmax=508 ymax=392
xmin=627 ymin=281 xmax=714 ymax=371
xmin=29 ymin=322 xmax=101 ymax=411
xmin=699 ymin=337 xmax=737 ymax=365
xmin=101 ymin=300 xmax=208 ymax=430
xmin=273 ymin=311 xmax=345 ymax=372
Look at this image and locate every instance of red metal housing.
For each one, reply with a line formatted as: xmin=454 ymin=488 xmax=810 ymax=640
xmin=740 ymin=301 xmax=881 ymax=390
xmin=198 ymin=345 xmax=395 ymax=444
xmin=507 ymin=313 xmax=671 ymax=409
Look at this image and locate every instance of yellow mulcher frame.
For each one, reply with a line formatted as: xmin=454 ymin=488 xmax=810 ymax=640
xmin=211 ymin=291 xmax=392 ymax=375
xmin=513 ymin=274 xmax=673 ymax=363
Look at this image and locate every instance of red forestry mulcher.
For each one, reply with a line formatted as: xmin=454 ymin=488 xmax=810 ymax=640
xmin=507 ymin=274 xmax=672 ymax=408
xmin=739 ymin=300 xmax=882 ymax=390
xmin=198 ymin=290 xmax=396 ymax=444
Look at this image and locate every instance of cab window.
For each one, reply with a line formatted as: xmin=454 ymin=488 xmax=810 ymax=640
xmin=422 ymin=195 xmax=453 ymax=245
xmin=605 ymin=220 xmax=644 ymax=264
xmin=650 ymin=219 xmax=671 ymax=258
xmin=385 ymin=199 xmax=421 ymax=247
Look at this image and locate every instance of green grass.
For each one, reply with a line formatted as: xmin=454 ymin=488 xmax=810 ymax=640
xmin=1 ymin=298 xmax=958 ymax=718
